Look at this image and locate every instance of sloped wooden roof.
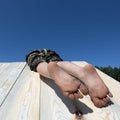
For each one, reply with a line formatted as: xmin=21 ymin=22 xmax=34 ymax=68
xmin=0 ymin=62 xmax=120 ymax=120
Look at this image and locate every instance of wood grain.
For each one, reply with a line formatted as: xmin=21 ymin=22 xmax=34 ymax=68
xmin=0 ymin=63 xmax=40 ymax=120
xmin=40 ymin=76 xmax=76 ymax=120
xmin=0 ymin=62 xmax=26 ymax=106
xmin=73 ymin=62 xmax=120 ymax=120
xmin=0 ymin=62 xmax=120 ymax=120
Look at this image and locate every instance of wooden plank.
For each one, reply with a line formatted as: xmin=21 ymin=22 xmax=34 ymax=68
xmin=0 ymin=62 xmax=120 ymax=120
xmin=40 ymin=76 xmax=76 ymax=120
xmin=0 ymin=62 xmax=26 ymax=106
xmin=0 ymin=64 xmax=40 ymax=120
xmin=73 ymin=62 xmax=120 ymax=120
xmin=40 ymin=61 xmax=120 ymax=120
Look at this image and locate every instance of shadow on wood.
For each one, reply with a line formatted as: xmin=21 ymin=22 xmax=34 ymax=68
xmin=40 ymin=75 xmax=93 ymax=114
xmin=0 ymin=62 xmax=120 ymax=120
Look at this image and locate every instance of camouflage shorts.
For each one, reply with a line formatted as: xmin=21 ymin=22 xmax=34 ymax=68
xmin=26 ymin=48 xmax=63 ymax=72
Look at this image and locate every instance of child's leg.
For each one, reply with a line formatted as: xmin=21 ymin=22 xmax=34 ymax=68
xmin=57 ymin=61 xmax=113 ymax=108
xmin=47 ymin=62 xmax=88 ymax=100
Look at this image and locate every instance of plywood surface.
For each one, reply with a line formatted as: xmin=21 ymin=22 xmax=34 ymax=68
xmin=0 ymin=62 xmax=40 ymax=120
xmin=0 ymin=62 xmax=120 ymax=120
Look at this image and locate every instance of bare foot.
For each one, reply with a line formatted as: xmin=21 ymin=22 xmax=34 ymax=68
xmin=81 ymin=64 xmax=113 ymax=107
xmin=47 ymin=62 xmax=88 ymax=100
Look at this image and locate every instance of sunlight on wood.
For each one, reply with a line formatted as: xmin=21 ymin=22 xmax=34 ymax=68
xmin=0 ymin=62 xmax=120 ymax=120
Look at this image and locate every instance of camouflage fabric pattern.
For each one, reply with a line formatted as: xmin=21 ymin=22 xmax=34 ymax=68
xmin=26 ymin=49 xmax=63 ymax=72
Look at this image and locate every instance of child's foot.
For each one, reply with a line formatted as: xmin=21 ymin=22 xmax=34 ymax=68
xmin=81 ymin=64 xmax=113 ymax=107
xmin=47 ymin=62 xmax=88 ymax=100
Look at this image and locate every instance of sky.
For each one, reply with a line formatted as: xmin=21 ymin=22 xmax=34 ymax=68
xmin=0 ymin=0 xmax=120 ymax=67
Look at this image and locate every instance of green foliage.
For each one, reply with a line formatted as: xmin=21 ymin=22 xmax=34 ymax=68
xmin=96 ymin=66 xmax=120 ymax=82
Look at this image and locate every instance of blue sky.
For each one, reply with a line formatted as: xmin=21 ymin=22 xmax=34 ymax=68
xmin=0 ymin=0 xmax=120 ymax=67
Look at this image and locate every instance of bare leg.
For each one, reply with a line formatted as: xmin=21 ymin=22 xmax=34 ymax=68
xmin=82 ymin=64 xmax=113 ymax=107
xmin=37 ymin=62 xmax=88 ymax=97
xmin=57 ymin=62 xmax=113 ymax=107
xmin=47 ymin=62 xmax=88 ymax=100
